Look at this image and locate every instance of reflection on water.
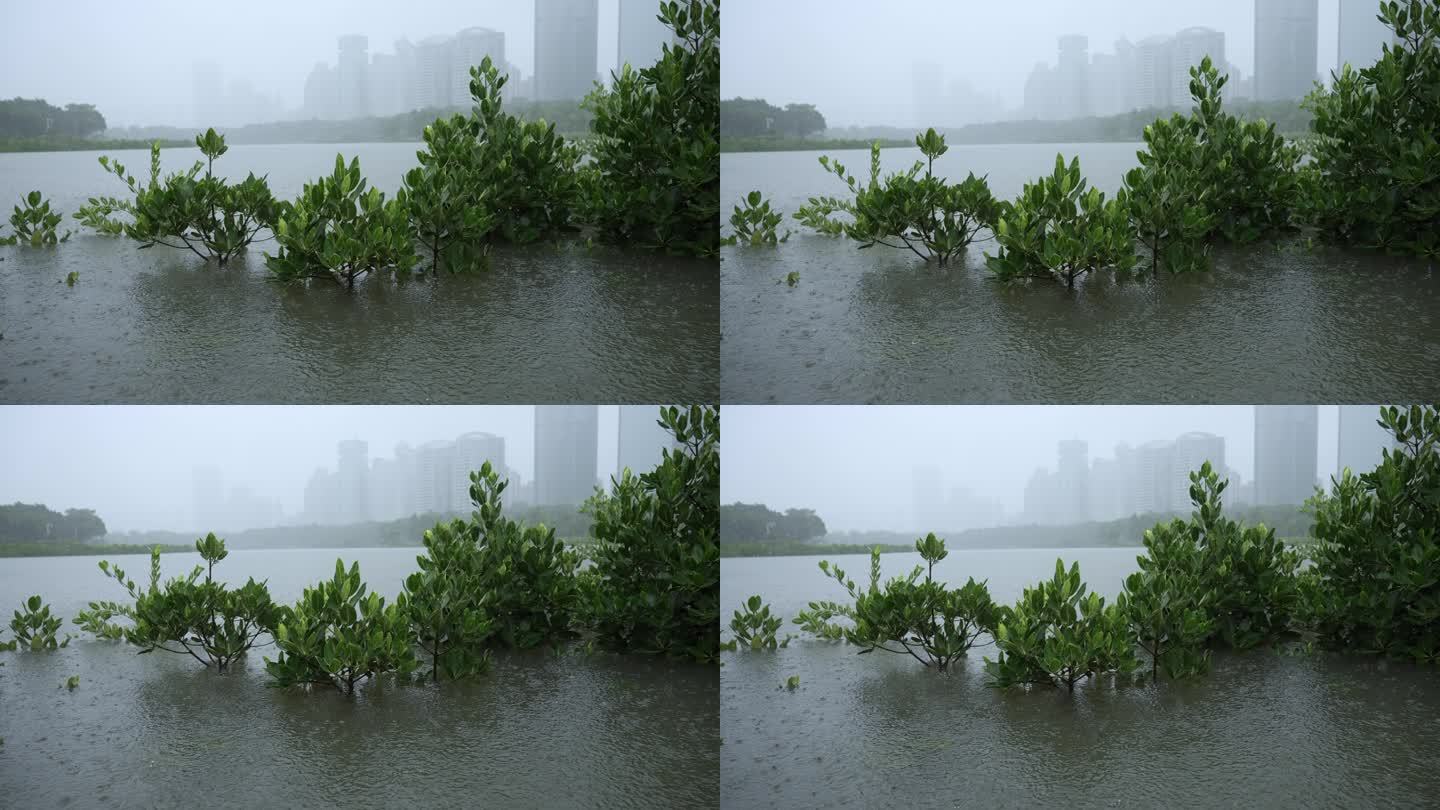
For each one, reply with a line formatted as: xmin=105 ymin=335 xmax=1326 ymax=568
xmin=0 ymin=144 xmax=718 ymax=403
xmin=0 ymin=549 xmax=719 ymax=808
xmin=720 ymin=146 xmax=1440 ymax=404
xmin=720 ymin=550 xmax=1440 ymax=808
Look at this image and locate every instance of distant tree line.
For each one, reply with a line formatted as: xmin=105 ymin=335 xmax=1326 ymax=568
xmin=0 ymin=502 xmax=107 ymax=543
xmin=721 ymin=98 xmax=827 ymax=138
xmin=0 ymin=98 xmax=107 ymax=139
xmin=720 ymin=502 xmax=827 ymax=542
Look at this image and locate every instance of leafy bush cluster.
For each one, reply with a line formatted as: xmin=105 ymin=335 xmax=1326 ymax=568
xmin=726 ymin=595 xmax=790 ymax=651
xmin=8 ymin=595 xmax=71 ymax=651
xmin=2 ymin=191 xmax=71 ymax=247
xmin=725 ymin=191 xmax=789 ymax=246
xmin=582 ymin=0 xmax=720 ymax=257
xmin=770 ymin=408 xmax=1438 ymax=689
xmin=796 ymin=129 xmax=1000 ymax=266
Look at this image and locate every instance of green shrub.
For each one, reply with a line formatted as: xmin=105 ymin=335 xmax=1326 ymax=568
xmin=1124 ymin=519 xmax=1215 ymax=680
xmin=726 ymin=595 xmax=789 ymax=650
xmin=985 ymin=154 xmax=1138 ymax=288
xmin=582 ymin=405 xmax=720 ymax=662
xmin=74 ymin=534 xmax=282 ymax=671
xmin=1125 ymin=115 xmax=1214 ymax=274
xmin=1302 ymin=1 xmax=1440 ymax=258
xmin=9 ymin=595 xmax=70 ymax=651
xmin=582 ymin=0 xmax=720 ymax=257
xmin=403 ymin=517 xmax=496 ymax=682
xmin=75 ymin=130 xmax=278 ymax=263
xmin=795 ymin=534 xmax=999 ymax=672
xmin=1187 ymin=58 xmax=1301 ymax=243
xmin=796 ymin=129 xmax=1000 ymax=266
xmin=3 ymin=191 xmax=71 ymax=246
xmin=1302 ymin=405 xmax=1440 ymax=663
xmin=466 ymin=57 xmax=580 ymax=244
xmin=725 ymin=191 xmax=789 ymax=246
xmin=265 ymin=559 xmax=418 ymax=693
xmin=403 ymin=114 xmax=495 ymax=274
xmin=265 ymin=154 xmax=419 ymax=289
xmin=984 ymin=559 xmax=1139 ymax=690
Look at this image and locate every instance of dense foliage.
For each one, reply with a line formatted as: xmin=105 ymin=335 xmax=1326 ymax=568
xmin=720 ymin=97 xmax=827 ymax=138
xmin=795 ymin=535 xmax=999 ymax=672
xmin=74 ymin=534 xmax=283 ymax=671
xmin=265 ymin=559 xmax=419 ymax=693
xmin=76 ymin=130 xmax=279 ymax=264
xmin=1302 ymin=0 xmax=1440 ymax=258
xmin=0 ymin=98 xmax=106 ymax=138
xmin=582 ymin=405 xmax=720 ymax=661
xmin=1124 ymin=115 xmax=1213 ymax=274
xmin=8 ymin=595 xmax=70 ymax=651
xmin=797 ymin=131 xmax=1000 ymax=266
xmin=724 ymin=190 xmax=789 ymax=245
xmin=265 ymin=154 xmax=419 ymax=288
xmin=0 ymin=503 xmax=107 ymax=543
xmin=726 ymin=595 xmax=789 ymax=651
xmin=3 ymin=191 xmax=71 ymax=247
xmin=985 ymin=559 xmax=1139 ymax=690
xmin=582 ymin=0 xmax=720 ymax=257
xmin=985 ymin=154 xmax=1138 ymax=288
xmin=1302 ymin=405 xmax=1440 ymax=663
xmin=403 ymin=517 xmax=496 ymax=682
xmin=719 ymin=502 xmax=827 ymax=543
xmin=1123 ymin=518 xmax=1214 ymax=681
xmin=403 ymin=115 xmax=494 ymax=274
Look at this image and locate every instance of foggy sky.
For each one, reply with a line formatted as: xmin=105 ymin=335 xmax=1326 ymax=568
xmin=721 ymin=406 xmax=1345 ymax=532
xmin=0 ymin=0 xmax=622 ymax=127
xmin=0 ymin=406 xmax=626 ymax=532
xmin=723 ymin=0 xmax=1343 ymax=126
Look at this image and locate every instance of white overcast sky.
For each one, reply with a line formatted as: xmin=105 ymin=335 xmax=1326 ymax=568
xmin=722 ymin=406 xmax=1348 ymax=532
xmin=0 ymin=0 xmax=623 ymax=127
xmin=0 ymin=406 xmax=627 ymax=532
xmin=722 ymin=0 xmax=1343 ymax=126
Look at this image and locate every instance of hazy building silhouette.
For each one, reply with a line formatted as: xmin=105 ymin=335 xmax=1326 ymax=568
xmin=192 ymin=465 xmax=224 ymax=532
xmin=336 ymin=439 xmax=370 ymax=523
xmin=1337 ymin=405 xmax=1397 ymax=477
xmin=1170 ymin=27 xmax=1226 ymax=103
xmin=1135 ymin=439 xmax=1176 ymax=515
xmin=1057 ymin=35 xmax=1092 ymax=119
xmin=450 ymin=27 xmax=506 ymax=106
xmin=1255 ymin=0 xmax=1319 ymax=100
xmin=535 ymin=0 xmax=599 ymax=101
xmin=617 ymin=405 xmax=675 ymax=478
xmin=1171 ymin=431 xmax=1226 ymax=507
xmin=618 ymin=0 xmax=672 ymax=72
xmin=451 ymin=431 xmax=506 ymax=509
xmin=912 ymin=464 xmax=945 ymax=531
xmin=1056 ymin=439 xmax=1089 ymax=524
xmin=369 ymin=40 xmax=417 ymax=118
xmin=534 ymin=406 xmax=599 ymax=506
xmin=1089 ymin=38 xmax=1138 ymax=116
xmin=303 ymin=62 xmax=339 ymax=119
xmin=1254 ymin=405 xmax=1319 ymax=505
xmin=1338 ymin=0 xmax=1395 ymax=72
xmin=337 ymin=35 xmax=371 ymax=119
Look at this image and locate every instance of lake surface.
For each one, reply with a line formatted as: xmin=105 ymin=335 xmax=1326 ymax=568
xmin=720 ymin=549 xmax=1440 ymax=808
xmin=0 ymin=143 xmax=718 ymax=404
xmin=0 ymin=548 xmax=719 ymax=809
xmin=720 ymin=144 xmax=1440 ymax=403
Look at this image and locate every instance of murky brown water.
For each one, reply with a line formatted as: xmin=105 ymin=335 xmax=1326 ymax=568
xmin=0 ymin=144 xmax=718 ymax=404
xmin=0 ymin=549 xmax=719 ymax=809
xmin=720 ymin=549 xmax=1440 ymax=808
xmin=720 ymin=145 xmax=1440 ymax=404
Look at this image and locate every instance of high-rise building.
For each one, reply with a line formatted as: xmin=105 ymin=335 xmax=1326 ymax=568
xmin=450 ymin=27 xmax=506 ymax=107
xmin=535 ymin=0 xmax=599 ymax=101
xmin=415 ymin=36 xmax=453 ymax=110
xmin=617 ymin=405 xmax=675 ymax=478
xmin=1135 ymin=35 xmax=1176 ymax=110
xmin=192 ymin=466 xmax=224 ymax=531
xmin=1254 ymin=405 xmax=1319 ymax=505
xmin=1056 ymin=439 xmax=1089 ymax=525
xmin=336 ymin=439 xmax=370 ymax=522
xmin=1023 ymin=467 xmax=1060 ymax=525
xmin=303 ymin=62 xmax=339 ymax=119
xmin=1170 ymin=27 xmax=1226 ymax=105
xmin=337 ymin=35 xmax=371 ymax=119
xmin=618 ymin=0 xmax=672 ymax=73
xmin=1337 ymin=405 xmax=1397 ymax=477
xmin=534 ymin=406 xmax=599 ymax=506
xmin=1171 ymin=432 xmax=1226 ymax=509
xmin=1089 ymin=39 xmax=1138 ymax=117
xmin=1136 ymin=439 xmax=1176 ymax=515
xmin=1057 ymin=35 xmax=1092 ymax=120
xmin=415 ymin=440 xmax=455 ymax=515
xmin=1255 ymin=0 xmax=1319 ymax=100
xmin=369 ymin=40 xmax=418 ymax=118
xmin=1338 ymin=0 xmax=1395 ymax=72
xmin=451 ymin=431 xmax=506 ymax=510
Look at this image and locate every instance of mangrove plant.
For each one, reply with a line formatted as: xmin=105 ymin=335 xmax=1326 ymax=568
xmin=403 ymin=114 xmax=495 ymax=274
xmin=582 ymin=404 xmax=720 ymax=661
xmin=4 ymin=191 xmax=71 ymax=246
xmin=582 ymin=0 xmax=720 ymax=257
xmin=796 ymin=129 xmax=1001 ymax=266
xmin=1123 ymin=519 xmax=1215 ymax=681
xmin=726 ymin=595 xmax=789 ymax=650
xmin=794 ymin=534 xmax=999 ymax=672
xmin=265 ymin=559 xmax=419 ymax=693
xmin=1125 ymin=114 xmax=1214 ymax=274
xmin=985 ymin=154 xmax=1138 ymax=288
xmin=403 ymin=516 xmax=496 ymax=682
xmin=265 ymin=154 xmax=419 ymax=289
xmin=725 ymin=191 xmax=789 ymax=246
xmin=9 ymin=595 xmax=70 ymax=650
xmin=75 ymin=534 xmax=283 ymax=671
xmin=75 ymin=129 xmax=278 ymax=263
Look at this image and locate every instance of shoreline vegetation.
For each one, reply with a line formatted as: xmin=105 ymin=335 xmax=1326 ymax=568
xmin=721 ymin=135 xmax=911 ymax=153
xmin=721 ymin=537 xmax=1313 ymax=558
xmin=0 ymin=136 xmax=191 ymax=153
xmin=0 ymin=538 xmax=600 ymax=559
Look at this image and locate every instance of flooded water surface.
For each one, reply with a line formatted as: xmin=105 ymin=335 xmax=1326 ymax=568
xmin=0 ymin=548 xmax=719 ymax=809
xmin=0 ymin=144 xmax=718 ymax=403
xmin=720 ymin=144 xmax=1440 ymax=403
xmin=720 ymin=549 xmax=1440 ymax=808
